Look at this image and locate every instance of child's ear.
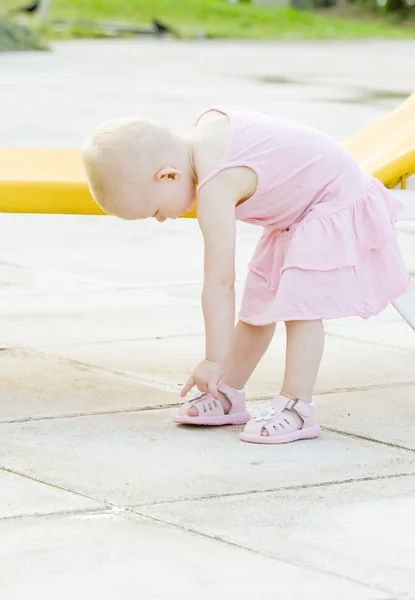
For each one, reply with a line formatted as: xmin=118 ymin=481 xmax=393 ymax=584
xmin=155 ymin=167 xmax=181 ymax=181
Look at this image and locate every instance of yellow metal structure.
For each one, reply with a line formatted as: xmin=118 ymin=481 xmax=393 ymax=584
xmin=0 ymin=148 xmax=105 ymax=216
xmin=344 ymin=92 xmax=415 ymax=189
xmin=0 ymin=92 xmax=414 ymax=216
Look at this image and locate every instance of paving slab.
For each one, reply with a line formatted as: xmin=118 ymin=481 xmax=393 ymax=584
xmin=141 ymin=475 xmax=415 ymax=599
xmin=1 ymin=409 xmax=414 ymax=506
xmin=0 ymin=471 xmax=103 ymax=519
xmin=325 ymin=317 xmax=415 ymax=352
xmin=0 ymin=215 xmax=410 ymax=298
xmin=0 ymin=302 xmax=204 ymax=347
xmin=0 ymin=216 xmax=256 ymax=288
xmin=0 ymin=511 xmax=388 ymax=600
xmin=0 ymin=349 xmax=178 ymax=423
xmin=2 ymin=40 xmax=415 ymax=149
xmin=318 ymin=385 xmax=415 ymax=450
xmin=0 ymin=262 xmax=95 ymax=297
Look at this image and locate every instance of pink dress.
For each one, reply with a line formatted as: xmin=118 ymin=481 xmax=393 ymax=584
xmin=195 ymin=107 xmax=410 ymax=325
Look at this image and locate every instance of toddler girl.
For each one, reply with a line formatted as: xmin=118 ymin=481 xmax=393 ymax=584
xmin=82 ymin=107 xmax=410 ymax=444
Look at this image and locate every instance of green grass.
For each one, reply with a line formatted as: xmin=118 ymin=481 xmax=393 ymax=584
xmin=47 ymin=0 xmax=415 ymax=39
xmin=0 ymin=16 xmax=47 ymax=50
xmin=3 ymin=0 xmax=415 ymax=40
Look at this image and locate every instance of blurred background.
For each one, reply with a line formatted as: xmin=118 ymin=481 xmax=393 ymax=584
xmin=1 ymin=0 xmax=414 ymax=51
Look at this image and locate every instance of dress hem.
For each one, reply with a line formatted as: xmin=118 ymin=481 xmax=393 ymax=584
xmin=238 ymin=279 xmax=411 ymax=326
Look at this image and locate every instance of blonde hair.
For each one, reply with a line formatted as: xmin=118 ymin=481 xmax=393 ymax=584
xmin=81 ymin=117 xmax=177 ymax=213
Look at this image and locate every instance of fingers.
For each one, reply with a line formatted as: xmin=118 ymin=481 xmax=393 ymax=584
xmin=180 ymin=376 xmax=195 ymax=397
xmin=181 ymin=375 xmax=219 ymax=400
xmin=208 ymin=380 xmax=219 ymax=400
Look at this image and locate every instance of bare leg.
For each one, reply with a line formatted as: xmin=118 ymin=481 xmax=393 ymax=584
xmin=223 ymin=321 xmax=276 ymax=388
xmin=281 ymin=320 xmax=325 ymax=400
xmin=187 ymin=321 xmax=275 ymax=416
xmin=261 ymin=319 xmax=325 ymax=436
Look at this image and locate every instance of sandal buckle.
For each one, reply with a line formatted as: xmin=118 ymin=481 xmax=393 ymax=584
xmin=286 ymin=398 xmax=299 ymax=410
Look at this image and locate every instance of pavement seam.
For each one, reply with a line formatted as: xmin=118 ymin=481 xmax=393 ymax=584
xmin=131 ymin=470 xmax=415 ymax=509
xmin=40 ymin=331 xmax=205 ymax=347
xmin=0 ymin=276 xmax=245 ymax=301
xmin=127 ymin=506 xmax=396 ymax=597
xmin=322 ymin=427 xmax=415 ymax=454
xmin=325 ymin=331 xmax=415 ymax=354
xmin=0 ymin=506 xmax=109 ymax=523
xmin=0 ymin=465 xmax=115 ymax=508
xmin=0 ymin=404 xmax=182 ymax=424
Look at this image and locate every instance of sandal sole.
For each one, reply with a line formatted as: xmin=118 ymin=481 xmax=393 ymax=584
xmin=174 ymin=412 xmax=251 ymax=426
xmin=240 ymin=424 xmax=321 ymax=444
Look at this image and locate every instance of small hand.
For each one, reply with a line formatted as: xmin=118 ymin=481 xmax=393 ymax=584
xmin=181 ymin=359 xmax=224 ymax=400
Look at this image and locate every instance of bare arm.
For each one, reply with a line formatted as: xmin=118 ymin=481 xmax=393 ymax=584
xmin=197 ymin=180 xmax=237 ymax=365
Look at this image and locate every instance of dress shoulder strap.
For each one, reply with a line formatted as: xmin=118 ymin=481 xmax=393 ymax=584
xmin=194 ymin=106 xmax=234 ymax=194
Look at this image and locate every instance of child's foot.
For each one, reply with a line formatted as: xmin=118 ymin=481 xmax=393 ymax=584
xmin=174 ymin=382 xmax=250 ymax=426
xmin=240 ymin=395 xmax=320 ymax=444
xmin=186 ymin=391 xmax=230 ymax=417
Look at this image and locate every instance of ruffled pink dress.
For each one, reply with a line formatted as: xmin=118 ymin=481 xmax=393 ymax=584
xmin=195 ymin=107 xmax=410 ymax=325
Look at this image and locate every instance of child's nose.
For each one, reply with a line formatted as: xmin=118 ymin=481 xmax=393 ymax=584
xmin=156 ymin=215 xmax=167 ymax=223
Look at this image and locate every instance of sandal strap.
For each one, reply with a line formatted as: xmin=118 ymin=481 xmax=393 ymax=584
xmin=189 ymin=393 xmax=224 ymax=415
xmin=188 ymin=392 xmax=208 ymax=404
xmin=285 ymin=398 xmax=315 ymax=419
xmin=178 ymin=384 xmax=247 ymax=419
xmin=254 ymin=396 xmax=314 ymax=423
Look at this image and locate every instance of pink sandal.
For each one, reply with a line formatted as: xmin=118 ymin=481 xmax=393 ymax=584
xmin=240 ymin=395 xmax=321 ymax=444
xmin=174 ymin=382 xmax=250 ymax=426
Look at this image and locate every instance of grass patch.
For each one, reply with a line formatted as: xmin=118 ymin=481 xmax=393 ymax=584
xmin=0 ymin=0 xmax=415 ymax=40
xmin=0 ymin=16 xmax=47 ymax=50
xmin=47 ymin=0 xmax=415 ymax=39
